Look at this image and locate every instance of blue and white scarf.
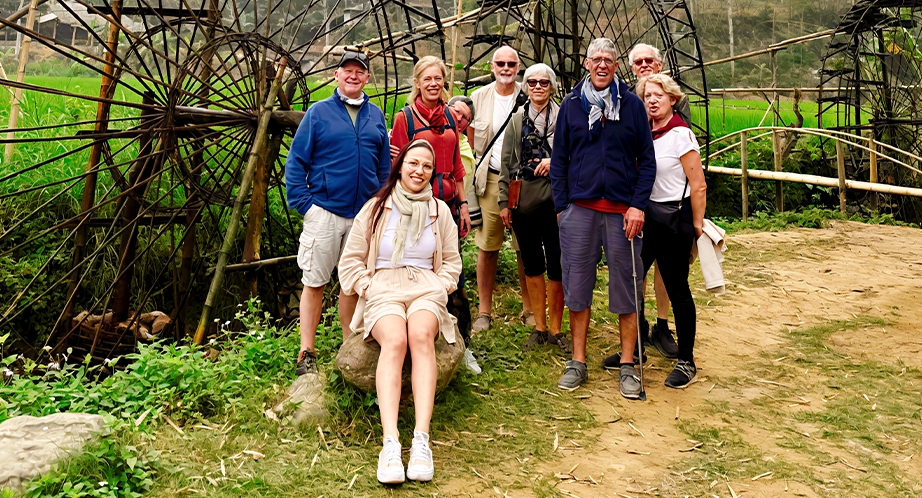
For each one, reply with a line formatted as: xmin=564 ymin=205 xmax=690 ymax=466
xmin=580 ymin=77 xmax=621 ymax=136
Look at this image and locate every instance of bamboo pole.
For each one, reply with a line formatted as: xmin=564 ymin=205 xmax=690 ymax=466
xmin=703 ymin=29 xmax=835 ymax=67
xmin=194 ymin=58 xmax=288 ymax=345
xmin=448 ymin=0 xmax=461 ymax=92
xmin=4 ymin=0 xmax=39 ymax=161
xmin=705 ymin=167 xmax=922 ymax=198
xmin=241 ymin=132 xmax=283 ymax=300
xmin=772 ymin=128 xmax=783 ymax=211
xmin=869 ymin=136 xmax=878 ymax=212
xmin=225 ymin=255 xmax=298 ymax=273
xmin=740 ymin=130 xmax=749 ymax=220
xmin=836 ymin=139 xmax=846 ymax=213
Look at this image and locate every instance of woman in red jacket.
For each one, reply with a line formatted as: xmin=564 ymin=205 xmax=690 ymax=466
xmin=391 ymin=56 xmax=472 ymax=236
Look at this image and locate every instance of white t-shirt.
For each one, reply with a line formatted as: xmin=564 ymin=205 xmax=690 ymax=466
xmin=650 ymin=126 xmax=699 ymax=202
xmin=375 ymin=202 xmax=436 ymax=270
xmin=489 ymin=91 xmax=515 ymax=172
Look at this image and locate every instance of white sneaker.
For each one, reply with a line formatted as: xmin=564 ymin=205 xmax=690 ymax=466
xmin=377 ymin=435 xmax=405 ymax=484
xmin=463 ymin=349 xmax=482 ymax=374
xmin=406 ymin=431 xmax=434 ymax=481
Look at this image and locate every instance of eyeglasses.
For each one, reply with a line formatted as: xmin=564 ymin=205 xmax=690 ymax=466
xmin=588 ymin=56 xmax=616 ymax=67
xmin=632 ymin=57 xmax=657 ymax=67
xmin=493 ymin=60 xmax=518 ymax=68
xmin=526 ymin=79 xmax=552 ymax=88
xmin=403 ymin=159 xmax=434 ymax=172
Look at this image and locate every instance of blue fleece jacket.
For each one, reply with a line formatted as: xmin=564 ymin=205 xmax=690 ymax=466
xmin=549 ymin=78 xmax=657 ymax=213
xmin=285 ymin=90 xmax=391 ymax=218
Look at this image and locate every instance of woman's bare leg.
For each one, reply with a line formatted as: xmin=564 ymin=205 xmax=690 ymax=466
xmin=371 ymin=315 xmax=409 ymax=439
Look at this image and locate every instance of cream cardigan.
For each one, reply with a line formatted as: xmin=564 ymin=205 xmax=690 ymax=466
xmin=338 ymin=195 xmax=463 ymax=342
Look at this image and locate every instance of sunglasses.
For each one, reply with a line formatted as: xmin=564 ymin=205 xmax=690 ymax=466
xmin=526 ymin=79 xmax=551 ymax=88
xmin=493 ymin=60 xmax=519 ymax=68
xmin=633 ymin=57 xmax=657 ymax=67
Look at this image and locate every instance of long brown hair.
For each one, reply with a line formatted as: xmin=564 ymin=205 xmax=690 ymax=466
xmin=370 ymin=140 xmax=437 ymax=233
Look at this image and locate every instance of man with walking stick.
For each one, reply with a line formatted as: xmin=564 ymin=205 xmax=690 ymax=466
xmin=550 ymin=38 xmax=657 ymax=399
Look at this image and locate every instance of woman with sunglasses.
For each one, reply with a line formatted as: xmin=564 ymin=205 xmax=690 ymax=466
xmin=495 ymin=63 xmax=570 ymax=353
xmin=338 ymin=140 xmax=462 ymax=484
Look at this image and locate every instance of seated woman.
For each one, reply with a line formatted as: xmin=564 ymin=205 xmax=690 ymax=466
xmin=635 ymin=74 xmax=707 ymax=388
xmin=497 ymin=63 xmax=569 ymax=353
xmin=338 ymin=139 xmax=462 ymax=484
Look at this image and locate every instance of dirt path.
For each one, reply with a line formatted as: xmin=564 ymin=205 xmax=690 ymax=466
xmin=452 ymin=221 xmax=922 ymax=497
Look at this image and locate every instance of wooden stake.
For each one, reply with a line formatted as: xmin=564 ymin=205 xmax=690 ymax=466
xmin=194 ymin=58 xmax=288 ymax=344
xmin=740 ymin=130 xmax=748 ymax=219
xmin=772 ymin=127 xmax=783 ymax=211
xmin=836 ymin=138 xmax=846 ymax=213
xmin=242 ymin=132 xmax=283 ymax=300
xmin=868 ymin=133 xmax=878 ymax=212
xmin=4 ymin=0 xmax=39 ymax=161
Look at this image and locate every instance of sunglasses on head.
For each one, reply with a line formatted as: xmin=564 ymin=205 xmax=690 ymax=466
xmin=526 ymin=79 xmax=551 ymax=88
xmin=493 ymin=60 xmax=518 ymax=68
xmin=633 ymin=57 xmax=657 ymax=66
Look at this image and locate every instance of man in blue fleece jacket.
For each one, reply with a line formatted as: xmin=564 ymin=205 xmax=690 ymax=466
xmin=285 ymin=51 xmax=390 ymax=376
xmin=549 ymin=38 xmax=657 ymax=398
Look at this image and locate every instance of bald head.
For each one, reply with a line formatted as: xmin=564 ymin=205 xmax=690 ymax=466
xmin=490 ymin=46 xmax=520 ymax=90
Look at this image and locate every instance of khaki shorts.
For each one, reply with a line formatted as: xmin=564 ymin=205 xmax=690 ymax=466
xmin=474 ymin=172 xmax=518 ymax=252
xmin=363 ymin=266 xmax=453 ymax=343
xmin=297 ymin=205 xmax=353 ymax=288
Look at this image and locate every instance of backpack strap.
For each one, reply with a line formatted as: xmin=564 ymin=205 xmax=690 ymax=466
xmin=402 ymin=106 xmax=416 ymax=141
xmin=444 ymin=107 xmax=456 ymax=132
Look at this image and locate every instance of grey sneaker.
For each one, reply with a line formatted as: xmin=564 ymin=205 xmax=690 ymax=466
xmin=664 ymin=360 xmax=697 ymax=389
xmin=472 ymin=314 xmax=492 ymax=333
xmin=524 ymin=329 xmax=548 ymax=350
xmin=521 ymin=310 xmax=537 ymax=328
xmin=548 ymin=333 xmax=572 ymax=354
xmin=296 ymin=349 xmax=317 ymax=376
xmin=463 ymin=349 xmax=482 ymax=374
xmin=619 ymin=364 xmax=643 ymax=400
xmin=557 ymin=360 xmax=588 ymax=391
xmin=601 ymin=349 xmax=647 ymax=370
xmin=650 ymin=322 xmax=679 ymax=359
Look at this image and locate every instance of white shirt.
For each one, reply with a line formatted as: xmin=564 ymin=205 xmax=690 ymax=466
xmin=650 ymin=126 xmax=699 ymax=202
xmin=489 ymin=91 xmax=515 ymax=172
xmin=375 ymin=202 xmax=436 ymax=270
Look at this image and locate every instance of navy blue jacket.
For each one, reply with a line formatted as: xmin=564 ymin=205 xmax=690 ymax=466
xmin=549 ymin=79 xmax=657 ymax=213
xmin=285 ymin=90 xmax=391 ymax=218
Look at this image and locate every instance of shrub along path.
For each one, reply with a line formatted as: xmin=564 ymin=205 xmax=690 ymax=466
xmin=436 ymin=220 xmax=922 ymax=497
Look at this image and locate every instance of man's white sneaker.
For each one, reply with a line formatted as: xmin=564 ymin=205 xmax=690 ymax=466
xmin=463 ymin=349 xmax=482 ymax=374
xmin=406 ymin=431 xmax=434 ymax=481
xmin=377 ymin=435 xmax=405 ymax=484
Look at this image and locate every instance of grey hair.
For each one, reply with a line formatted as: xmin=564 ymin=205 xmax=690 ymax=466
xmin=448 ymin=95 xmax=475 ymax=121
xmin=628 ymin=43 xmax=662 ymax=63
xmin=522 ymin=63 xmax=558 ymax=94
xmin=585 ymin=38 xmax=619 ymax=61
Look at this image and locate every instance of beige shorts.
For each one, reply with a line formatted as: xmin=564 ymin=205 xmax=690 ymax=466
xmin=475 ymin=172 xmax=518 ymax=252
xmin=297 ymin=205 xmax=353 ymax=288
xmin=363 ymin=267 xmax=451 ymax=343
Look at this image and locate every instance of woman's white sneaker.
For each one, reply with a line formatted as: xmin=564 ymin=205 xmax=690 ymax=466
xmin=406 ymin=431 xmax=434 ymax=481
xmin=377 ymin=435 xmax=405 ymax=484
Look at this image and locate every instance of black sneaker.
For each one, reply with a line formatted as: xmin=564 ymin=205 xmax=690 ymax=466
xmin=664 ymin=360 xmax=697 ymax=388
xmin=650 ymin=323 xmax=679 ymax=359
xmin=524 ymin=329 xmax=548 ymax=350
xmin=602 ymin=348 xmax=648 ymax=370
xmin=548 ymin=332 xmax=573 ymax=354
xmin=296 ymin=349 xmax=317 ymax=376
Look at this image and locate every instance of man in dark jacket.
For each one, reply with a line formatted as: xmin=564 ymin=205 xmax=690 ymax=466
xmin=549 ymin=38 xmax=657 ymax=398
xmin=285 ymin=51 xmax=390 ymax=376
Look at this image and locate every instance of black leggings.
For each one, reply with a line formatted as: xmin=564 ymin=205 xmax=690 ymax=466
xmin=511 ymin=199 xmax=562 ymax=281
xmin=640 ymin=203 xmax=696 ymax=362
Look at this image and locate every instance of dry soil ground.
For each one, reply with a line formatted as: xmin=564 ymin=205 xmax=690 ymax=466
xmin=443 ymin=220 xmax=922 ymax=497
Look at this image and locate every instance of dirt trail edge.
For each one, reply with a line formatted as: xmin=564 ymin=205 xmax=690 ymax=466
xmin=447 ymin=221 xmax=922 ymax=497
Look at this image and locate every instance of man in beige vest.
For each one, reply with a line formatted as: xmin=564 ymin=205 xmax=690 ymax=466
xmin=468 ymin=46 xmax=534 ymax=333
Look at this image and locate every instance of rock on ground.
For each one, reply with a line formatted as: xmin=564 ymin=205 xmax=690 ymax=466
xmin=0 ymin=413 xmax=108 ymax=492
xmin=272 ymin=372 xmax=328 ymax=427
xmin=334 ymin=331 xmax=465 ymax=394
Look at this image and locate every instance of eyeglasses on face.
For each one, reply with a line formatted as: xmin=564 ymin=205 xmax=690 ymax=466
xmin=633 ymin=57 xmax=657 ymax=67
xmin=588 ymin=56 xmax=616 ymax=67
xmin=403 ymin=159 xmax=434 ymax=172
xmin=492 ymin=60 xmax=518 ymax=68
xmin=526 ymin=79 xmax=551 ymax=88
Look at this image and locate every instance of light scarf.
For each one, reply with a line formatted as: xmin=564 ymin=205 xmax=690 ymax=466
xmin=338 ymin=92 xmax=366 ymax=107
xmin=390 ymin=182 xmax=433 ymax=267
xmin=580 ymin=76 xmax=621 ymax=136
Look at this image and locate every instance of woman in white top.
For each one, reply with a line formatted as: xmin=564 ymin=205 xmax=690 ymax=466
xmin=338 ymin=140 xmax=462 ymax=485
xmin=635 ymin=74 xmax=707 ymax=389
